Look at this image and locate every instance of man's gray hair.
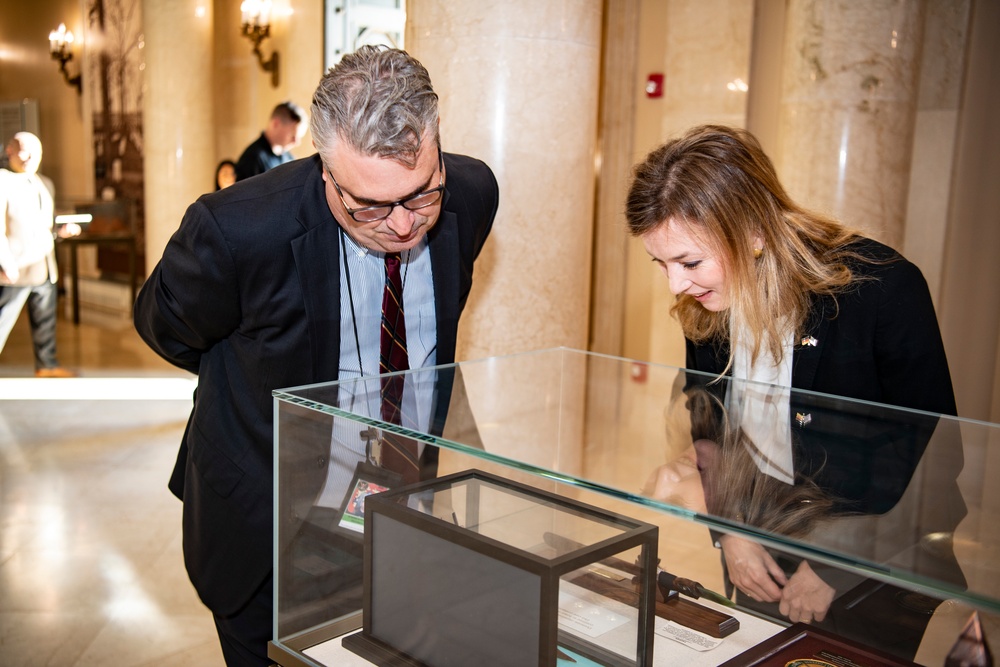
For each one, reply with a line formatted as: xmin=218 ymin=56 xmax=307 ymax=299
xmin=312 ymin=45 xmax=439 ymax=168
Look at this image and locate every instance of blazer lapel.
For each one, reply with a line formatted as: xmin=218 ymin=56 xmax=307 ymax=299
xmin=291 ymin=158 xmax=342 ymax=383
xmin=429 ymin=206 xmax=460 ymax=364
xmin=792 ymin=295 xmax=833 ymax=391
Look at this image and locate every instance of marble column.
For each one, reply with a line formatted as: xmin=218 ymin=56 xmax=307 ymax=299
xmin=406 ymin=1 xmax=603 ymax=361
xmin=624 ymin=0 xmax=754 ymax=370
xmin=141 ymin=0 xmax=215 ymax=266
xmin=775 ymin=0 xmax=925 ymax=248
xmin=406 ymin=1 xmax=602 ymax=480
xmin=902 ymin=1 xmax=971 ymax=304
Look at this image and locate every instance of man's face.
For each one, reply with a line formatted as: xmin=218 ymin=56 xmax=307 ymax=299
xmin=6 ymin=135 xmax=42 ymax=175
xmin=323 ymin=138 xmax=444 ymax=254
xmin=275 ymin=119 xmax=303 ymax=153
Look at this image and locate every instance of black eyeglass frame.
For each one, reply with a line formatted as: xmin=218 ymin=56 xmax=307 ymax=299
xmin=327 ymin=146 xmax=445 ymax=223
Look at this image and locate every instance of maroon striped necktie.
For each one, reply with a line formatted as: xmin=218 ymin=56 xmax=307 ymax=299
xmin=379 ymin=253 xmax=418 ymax=482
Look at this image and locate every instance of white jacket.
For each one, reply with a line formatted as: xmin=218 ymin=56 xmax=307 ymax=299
xmin=0 ymin=169 xmax=56 ymax=286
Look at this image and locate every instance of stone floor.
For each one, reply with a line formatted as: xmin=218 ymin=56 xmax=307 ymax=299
xmin=0 ymin=304 xmax=226 ymax=666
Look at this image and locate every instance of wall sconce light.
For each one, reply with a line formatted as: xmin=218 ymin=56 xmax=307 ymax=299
xmin=240 ymin=0 xmax=280 ymax=88
xmin=49 ymin=23 xmax=82 ymax=94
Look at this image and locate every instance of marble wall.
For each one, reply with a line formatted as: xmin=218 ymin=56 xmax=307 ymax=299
xmin=211 ymin=0 xmax=322 ymax=171
xmin=406 ymin=1 xmax=604 ymax=361
xmin=141 ymin=0 xmax=323 ymax=263
xmin=623 ymin=0 xmax=754 ymax=368
xmin=0 ymin=0 xmax=90 ymax=202
xmin=775 ymin=0 xmax=925 ymax=248
xmin=142 ymin=0 xmax=215 ymax=262
xmin=903 ymin=1 xmax=971 ymax=304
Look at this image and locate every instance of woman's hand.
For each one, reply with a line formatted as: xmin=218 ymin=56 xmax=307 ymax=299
xmin=719 ymin=534 xmax=786 ymax=602
xmin=778 ymin=560 xmax=835 ymax=623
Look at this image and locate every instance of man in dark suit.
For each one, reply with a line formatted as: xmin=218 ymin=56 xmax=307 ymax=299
xmin=234 ymin=100 xmax=308 ymax=181
xmin=134 ymin=46 xmax=499 ymax=666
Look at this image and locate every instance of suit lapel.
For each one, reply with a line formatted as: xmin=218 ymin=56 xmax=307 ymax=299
xmin=792 ymin=295 xmax=833 ymax=391
xmin=429 ymin=207 xmax=460 ymax=364
xmin=291 ymin=158 xmax=342 ymax=383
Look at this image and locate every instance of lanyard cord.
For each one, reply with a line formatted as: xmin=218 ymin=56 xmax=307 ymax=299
xmin=339 ymin=226 xmax=365 ymax=376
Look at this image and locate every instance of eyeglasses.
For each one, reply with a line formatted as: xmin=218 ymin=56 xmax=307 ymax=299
xmin=327 ymin=147 xmax=445 ymax=223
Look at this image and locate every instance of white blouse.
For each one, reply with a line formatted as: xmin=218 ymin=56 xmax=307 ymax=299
xmin=726 ymin=320 xmax=796 ymax=484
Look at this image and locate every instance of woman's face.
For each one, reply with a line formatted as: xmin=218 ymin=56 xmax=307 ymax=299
xmin=642 ymin=218 xmax=730 ymax=311
xmin=642 ymin=443 xmax=707 ymax=512
xmin=217 ymin=164 xmax=236 ymax=189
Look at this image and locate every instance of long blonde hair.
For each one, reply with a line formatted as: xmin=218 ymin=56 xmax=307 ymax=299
xmin=626 ymin=125 xmax=864 ymax=368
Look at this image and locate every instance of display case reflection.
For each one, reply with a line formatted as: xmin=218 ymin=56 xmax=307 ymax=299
xmin=642 ymin=375 xmax=967 ymax=662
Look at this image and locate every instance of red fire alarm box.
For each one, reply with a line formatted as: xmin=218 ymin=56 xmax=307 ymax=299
xmin=645 ymin=73 xmax=664 ymax=98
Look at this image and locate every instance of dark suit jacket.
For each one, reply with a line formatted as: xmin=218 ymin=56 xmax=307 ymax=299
xmin=235 ymin=132 xmax=293 ymax=181
xmin=134 ymin=152 xmax=498 ymax=615
xmin=686 ymin=238 xmax=960 ymax=514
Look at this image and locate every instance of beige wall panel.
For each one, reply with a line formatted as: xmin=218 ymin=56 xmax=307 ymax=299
xmin=141 ymin=0 xmax=215 ymax=263
xmin=407 ymin=0 xmax=603 ymax=360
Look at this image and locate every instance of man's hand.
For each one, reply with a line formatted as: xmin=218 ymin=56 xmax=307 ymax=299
xmin=719 ymin=534 xmax=786 ymax=602
xmin=778 ymin=560 xmax=835 ymax=623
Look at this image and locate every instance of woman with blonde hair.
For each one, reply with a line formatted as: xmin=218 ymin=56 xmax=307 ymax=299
xmin=627 ymin=124 xmax=953 ymax=411
xmin=628 ymin=124 xmax=961 ymax=658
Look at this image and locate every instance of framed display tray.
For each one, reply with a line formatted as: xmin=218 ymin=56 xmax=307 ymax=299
xmin=719 ymin=623 xmax=921 ymax=667
xmin=342 ymin=469 xmax=659 ymax=667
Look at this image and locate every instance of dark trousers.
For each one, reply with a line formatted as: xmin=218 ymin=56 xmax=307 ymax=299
xmin=213 ymin=572 xmax=273 ymax=667
xmin=0 ymin=281 xmax=59 ymax=369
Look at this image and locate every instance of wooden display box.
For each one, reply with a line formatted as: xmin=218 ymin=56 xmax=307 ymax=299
xmin=342 ymin=469 xmax=659 ymax=667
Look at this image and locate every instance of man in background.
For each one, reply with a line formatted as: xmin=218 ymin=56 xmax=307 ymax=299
xmin=0 ymin=132 xmax=75 ymax=377
xmin=234 ymin=100 xmax=308 ymax=181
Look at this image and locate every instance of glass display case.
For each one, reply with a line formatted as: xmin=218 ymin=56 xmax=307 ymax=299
xmin=270 ymin=348 xmax=1000 ymax=667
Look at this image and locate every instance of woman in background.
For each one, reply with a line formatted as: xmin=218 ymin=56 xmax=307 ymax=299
xmin=215 ymin=159 xmax=237 ymax=191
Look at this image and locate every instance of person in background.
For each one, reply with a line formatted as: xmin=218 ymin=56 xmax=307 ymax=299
xmin=134 ymin=46 xmax=499 ymax=666
xmin=0 ymin=132 xmax=77 ymax=377
xmin=234 ymin=101 xmax=308 ymax=181
xmin=626 ymin=124 xmax=961 ymax=659
xmin=215 ymin=159 xmax=236 ymax=190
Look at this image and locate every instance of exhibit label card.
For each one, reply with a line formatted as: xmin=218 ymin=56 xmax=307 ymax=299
xmin=557 ymin=590 xmax=632 ymax=638
xmin=655 ymin=618 xmax=724 ymax=651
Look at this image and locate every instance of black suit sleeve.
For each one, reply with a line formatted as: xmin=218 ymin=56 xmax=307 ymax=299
xmin=134 ymin=198 xmax=241 ymax=375
xmin=447 ymin=154 xmax=499 ymax=312
xmin=868 ymin=257 xmax=956 ymax=417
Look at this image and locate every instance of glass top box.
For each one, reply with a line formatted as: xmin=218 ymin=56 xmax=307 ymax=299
xmin=270 ymin=347 xmax=1000 ymax=666
xmin=341 ymin=469 xmax=658 ymax=667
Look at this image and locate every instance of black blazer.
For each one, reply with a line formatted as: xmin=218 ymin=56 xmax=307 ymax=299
xmin=687 ymin=238 xmax=955 ymax=415
xmin=686 ymin=238 xmax=959 ymax=514
xmin=134 ymin=153 xmax=498 ymax=615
